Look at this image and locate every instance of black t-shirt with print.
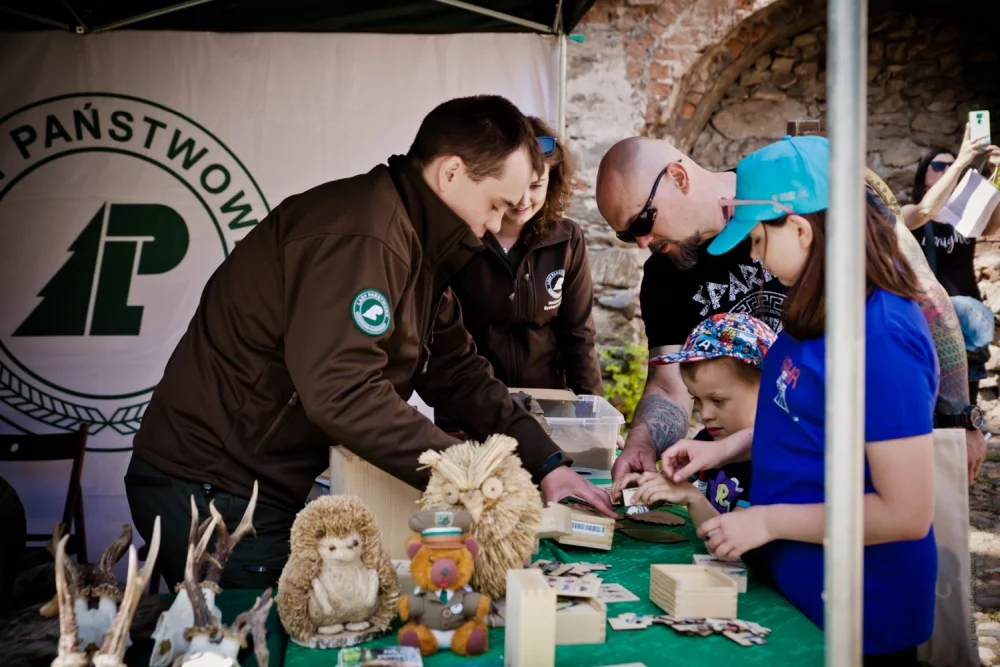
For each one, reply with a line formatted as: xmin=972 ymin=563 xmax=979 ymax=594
xmin=639 ymin=237 xmax=786 ymax=348
xmin=910 ymin=222 xmax=981 ymax=300
xmin=691 ymin=428 xmax=752 ymax=514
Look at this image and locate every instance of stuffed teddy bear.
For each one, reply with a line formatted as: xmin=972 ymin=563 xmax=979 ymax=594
xmin=397 ymin=509 xmax=490 ymax=657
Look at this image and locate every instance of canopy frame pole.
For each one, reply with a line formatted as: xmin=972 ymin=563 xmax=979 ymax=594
xmin=429 ymin=0 xmax=553 ymax=33
xmin=555 ymin=0 xmax=567 ymax=137
xmin=557 ymin=33 xmax=568 ymax=137
xmin=824 ymin=0 xmax=867 ymax=663
xmin=88 ymin=0 xmax=217 ymax=33
xmin=60 ymin=0 xmax=88 ymax=33
xmin=0 ymin=5 xmax=71 ymax=30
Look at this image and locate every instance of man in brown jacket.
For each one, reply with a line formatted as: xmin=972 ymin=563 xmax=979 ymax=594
xmin=125 ymin=95 xmax=616 ymax=590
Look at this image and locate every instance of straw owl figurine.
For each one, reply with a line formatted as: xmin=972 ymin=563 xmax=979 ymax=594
xmin=418 ymin=434 xmax=543 ymax=600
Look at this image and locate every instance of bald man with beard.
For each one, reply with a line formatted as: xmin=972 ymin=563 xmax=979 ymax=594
xmin=597 ymin=136 xmax=987 ymax=487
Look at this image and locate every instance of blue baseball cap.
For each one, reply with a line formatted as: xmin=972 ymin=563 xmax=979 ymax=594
xmin=708 ymin=135 xmax=830 ymax=256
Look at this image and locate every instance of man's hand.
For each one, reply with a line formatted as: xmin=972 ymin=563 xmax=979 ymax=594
xmin=610 ymin=428 xmax=658 ymax=483
xmin=539 ymin=465 xmax=617 ymax=518
xmin=967 ymin=428 xmax=988 ymax=485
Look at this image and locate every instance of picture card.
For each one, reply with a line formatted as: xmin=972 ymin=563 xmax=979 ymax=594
xmin=597 ymin=583 xmax=640 ymax=603
xmin=608 ymin=613 xmax=655 ymax=631
xmin=693 ymin=553 xmax=748 ymax=593
xmin=724 ymin=630 xmax=767 ymax=647
xmin=545 ymin=575 xmax=600 ymax=598
xmin=619 ymin=527 xmax=686 ymax=544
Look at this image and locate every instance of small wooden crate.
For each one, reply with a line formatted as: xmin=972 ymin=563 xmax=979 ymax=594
xmin=556 ymin=597 xmax=606 ymax=645
xmin=505 ymin=568 xmax=557 ymax=666
xmin=537 ymin=504 xmax=573 ymax=539
xmin=649 ymin=565 xmax=738 ymax=619
xmin=327 ymin=446 xmax=422 ymax=560
xmin=555 ymin=509 xmax=615 ymax=551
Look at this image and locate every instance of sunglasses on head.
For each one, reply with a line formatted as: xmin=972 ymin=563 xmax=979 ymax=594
xmin=538 ymin=136 xmax=557 ymax=157
xmin=616 ymin=164 xmax=672 ymax=243
xmin=929 ymin=160 xmax=954 ymax=172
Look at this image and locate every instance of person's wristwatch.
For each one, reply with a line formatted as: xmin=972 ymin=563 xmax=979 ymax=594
xmin=531 ymin=451 xmax=573 ymax=485
xmin=933 ymin=404 xmax=985 ymax=431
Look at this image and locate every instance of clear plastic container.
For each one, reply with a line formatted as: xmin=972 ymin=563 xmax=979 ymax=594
xmin=537 ymin=394 xmax=625 ymax=472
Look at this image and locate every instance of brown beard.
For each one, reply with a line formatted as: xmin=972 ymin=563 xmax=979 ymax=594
xmin=654 ymin=232 xmax=702 ymax=270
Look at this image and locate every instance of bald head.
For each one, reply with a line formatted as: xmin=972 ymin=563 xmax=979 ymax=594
xmin=595 ymin=136 xmax=734 ymax=256
xmin=596 ymin=137 xmax=689 ymax=226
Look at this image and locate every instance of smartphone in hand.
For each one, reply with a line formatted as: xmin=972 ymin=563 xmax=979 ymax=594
xmin=970 ymin=110 xmax=991 ymax=144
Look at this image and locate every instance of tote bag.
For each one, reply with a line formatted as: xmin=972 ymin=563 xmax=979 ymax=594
xmin=918 ymin=428 xmax=979 ymax=667
xmin=936 ymin=169 xmax=1000 ymax=239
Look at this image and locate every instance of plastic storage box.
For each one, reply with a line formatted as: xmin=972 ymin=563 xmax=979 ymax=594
xmin=537 ymin=394 xmax=624 ymax=472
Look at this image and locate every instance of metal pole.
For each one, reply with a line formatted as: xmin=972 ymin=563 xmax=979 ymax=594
xmin=429 ymin=0 xmax=553 ymax=33
xmin=824 ymin=0 xmax=867 ymax=664
xmin=557 ymin=32 xmax=567 ymax=137
xmin=89 ymin=0 xmax=216 ymax=33
xmin=0 ymin=5 xmax=71 ymax=30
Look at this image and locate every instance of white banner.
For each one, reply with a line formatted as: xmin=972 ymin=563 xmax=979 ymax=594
xmin=0 ymin=29 xmax=557 ymax=573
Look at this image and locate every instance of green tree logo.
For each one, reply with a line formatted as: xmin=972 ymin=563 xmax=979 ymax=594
xmin=15 ymin=203 xmax=189 ymax=337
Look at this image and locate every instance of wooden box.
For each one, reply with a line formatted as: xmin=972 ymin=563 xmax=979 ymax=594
xmin=327 ymin=446 xmax=422 ymax=560
xmin=537 ymin=504 xmax=573 ymax=539
xmin=556 ymin=597 xmax=606 ymax=645
xmin=505 ymin=568 xmax=556 ymax=667
xmin=555 ymin=509 xmax=615 ymax=551
xmin=649 ymin=565 xmax=738 ymax=619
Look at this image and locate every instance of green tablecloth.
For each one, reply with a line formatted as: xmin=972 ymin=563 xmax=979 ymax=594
xmin=283 ymin=507 xmax=825 ymax=667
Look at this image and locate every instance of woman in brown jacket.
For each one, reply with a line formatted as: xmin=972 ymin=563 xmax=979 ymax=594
xmin=446 ymin=117 xmax=603 ymax=403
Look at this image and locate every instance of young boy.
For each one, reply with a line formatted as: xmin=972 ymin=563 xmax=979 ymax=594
xmin=612 ymin=312 xmax=776 ymax=529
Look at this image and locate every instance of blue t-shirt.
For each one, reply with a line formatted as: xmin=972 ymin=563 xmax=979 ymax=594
xmin=750 ymin=289 xmax=939 ymax=655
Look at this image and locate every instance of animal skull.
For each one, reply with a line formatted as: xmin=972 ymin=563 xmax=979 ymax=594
xmin=150 ymin=483 xmax=258 ymax=667
xmin=51 ymin=516 xmax=161 ymax=667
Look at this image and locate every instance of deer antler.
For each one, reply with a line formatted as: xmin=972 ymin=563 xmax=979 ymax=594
xmin=91 ymin=524 xmax=133 ymax=599
xmin=182 ymin=497 xmax=221 ymax=634
xmin=223 ymin=588 xmax=273 ymax=667
xmin=41 ymin=523 xmax=81 ymax=618
xmin=92 ymin=517 xmax=161 ymax=666
xmin=51 ymin=533 xmax=88 ymax=667
xmin=204 ymin=481 xmax=258 ymax=586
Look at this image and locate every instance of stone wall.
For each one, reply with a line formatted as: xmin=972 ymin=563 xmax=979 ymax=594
xmin=689 ymin=14 xmax=1000 ymax=203
xmin=568 ymin=0 xmax=1000 ymax=351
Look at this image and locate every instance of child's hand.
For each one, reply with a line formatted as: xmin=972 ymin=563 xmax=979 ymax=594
xmin=610 ymin=471 xmax=662 ymax=501
xmin=631 ymin=473 xmax=699 ymax=508
xmin=696 ymin=506 xmax=774 ymax=561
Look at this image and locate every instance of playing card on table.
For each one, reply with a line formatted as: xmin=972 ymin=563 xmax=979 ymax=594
xmin=597 ymin=583 xmax=640 ymax=603
xmin=608 ymin=613 xmax=655 ymax=631
xmin=545 ymin=575 xmax=600 ymax=598
xmin=724 ymin=630 xmax=767 ymax=646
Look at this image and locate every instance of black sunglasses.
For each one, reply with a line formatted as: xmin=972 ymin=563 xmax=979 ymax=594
xmin=929 ymin=160 xmax=954 ymax=172
xmin=538 ymin=136 xmax=557 ymax=156
xmin=616 ymin=165 xmax=671 ymax=243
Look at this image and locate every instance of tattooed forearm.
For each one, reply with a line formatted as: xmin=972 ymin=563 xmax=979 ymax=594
xmin=894 ymin=221 xmax=970 ymax=413
xmin=631 ymin=394 xmax=689 ymax=455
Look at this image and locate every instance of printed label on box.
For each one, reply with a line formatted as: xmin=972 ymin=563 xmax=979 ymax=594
xmin=571 ymin=520 xmax=607 ymax=536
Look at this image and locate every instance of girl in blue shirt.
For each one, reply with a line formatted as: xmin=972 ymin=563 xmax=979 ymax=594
xmin=701 ymin=136 xmax=939 ymax=666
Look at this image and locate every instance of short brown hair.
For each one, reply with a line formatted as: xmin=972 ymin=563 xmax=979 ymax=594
xmin=523 ymin=116 xmax=576 ymax=241
xmin=407 ymin=95 xmax=544 ymax=182
xmin=679 ymin=356 xmax=762 ymax=387
xmin=768 ymin=205 xmax=921 ymax=340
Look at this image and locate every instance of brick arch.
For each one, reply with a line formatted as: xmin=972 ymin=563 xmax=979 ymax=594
xmin=650 ymin=0 xmax=825 ymax=152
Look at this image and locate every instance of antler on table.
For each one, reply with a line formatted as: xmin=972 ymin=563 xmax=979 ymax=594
xmin=224 ymin=588 xmax=273 ymax=667
xmin=93 ymin=517 xmax=161 ymax=666
xmin=91 ymin=525 xmax=133 ymax=599
xmin=51 ymin=533 xmax=88 ymax=667
xmin=183 ymin=497 xmax=221 ymax=633
xmin=204 ymin=481 xmax=258 ymax=586
xmin=41 ymin=523 xmax=82 ymax=619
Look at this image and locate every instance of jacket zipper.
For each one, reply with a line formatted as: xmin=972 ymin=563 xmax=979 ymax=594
xmin=421 ymin=293 xmax=446 ymax=375
xmin=254 ymin=392 xmax=298 ymax=453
